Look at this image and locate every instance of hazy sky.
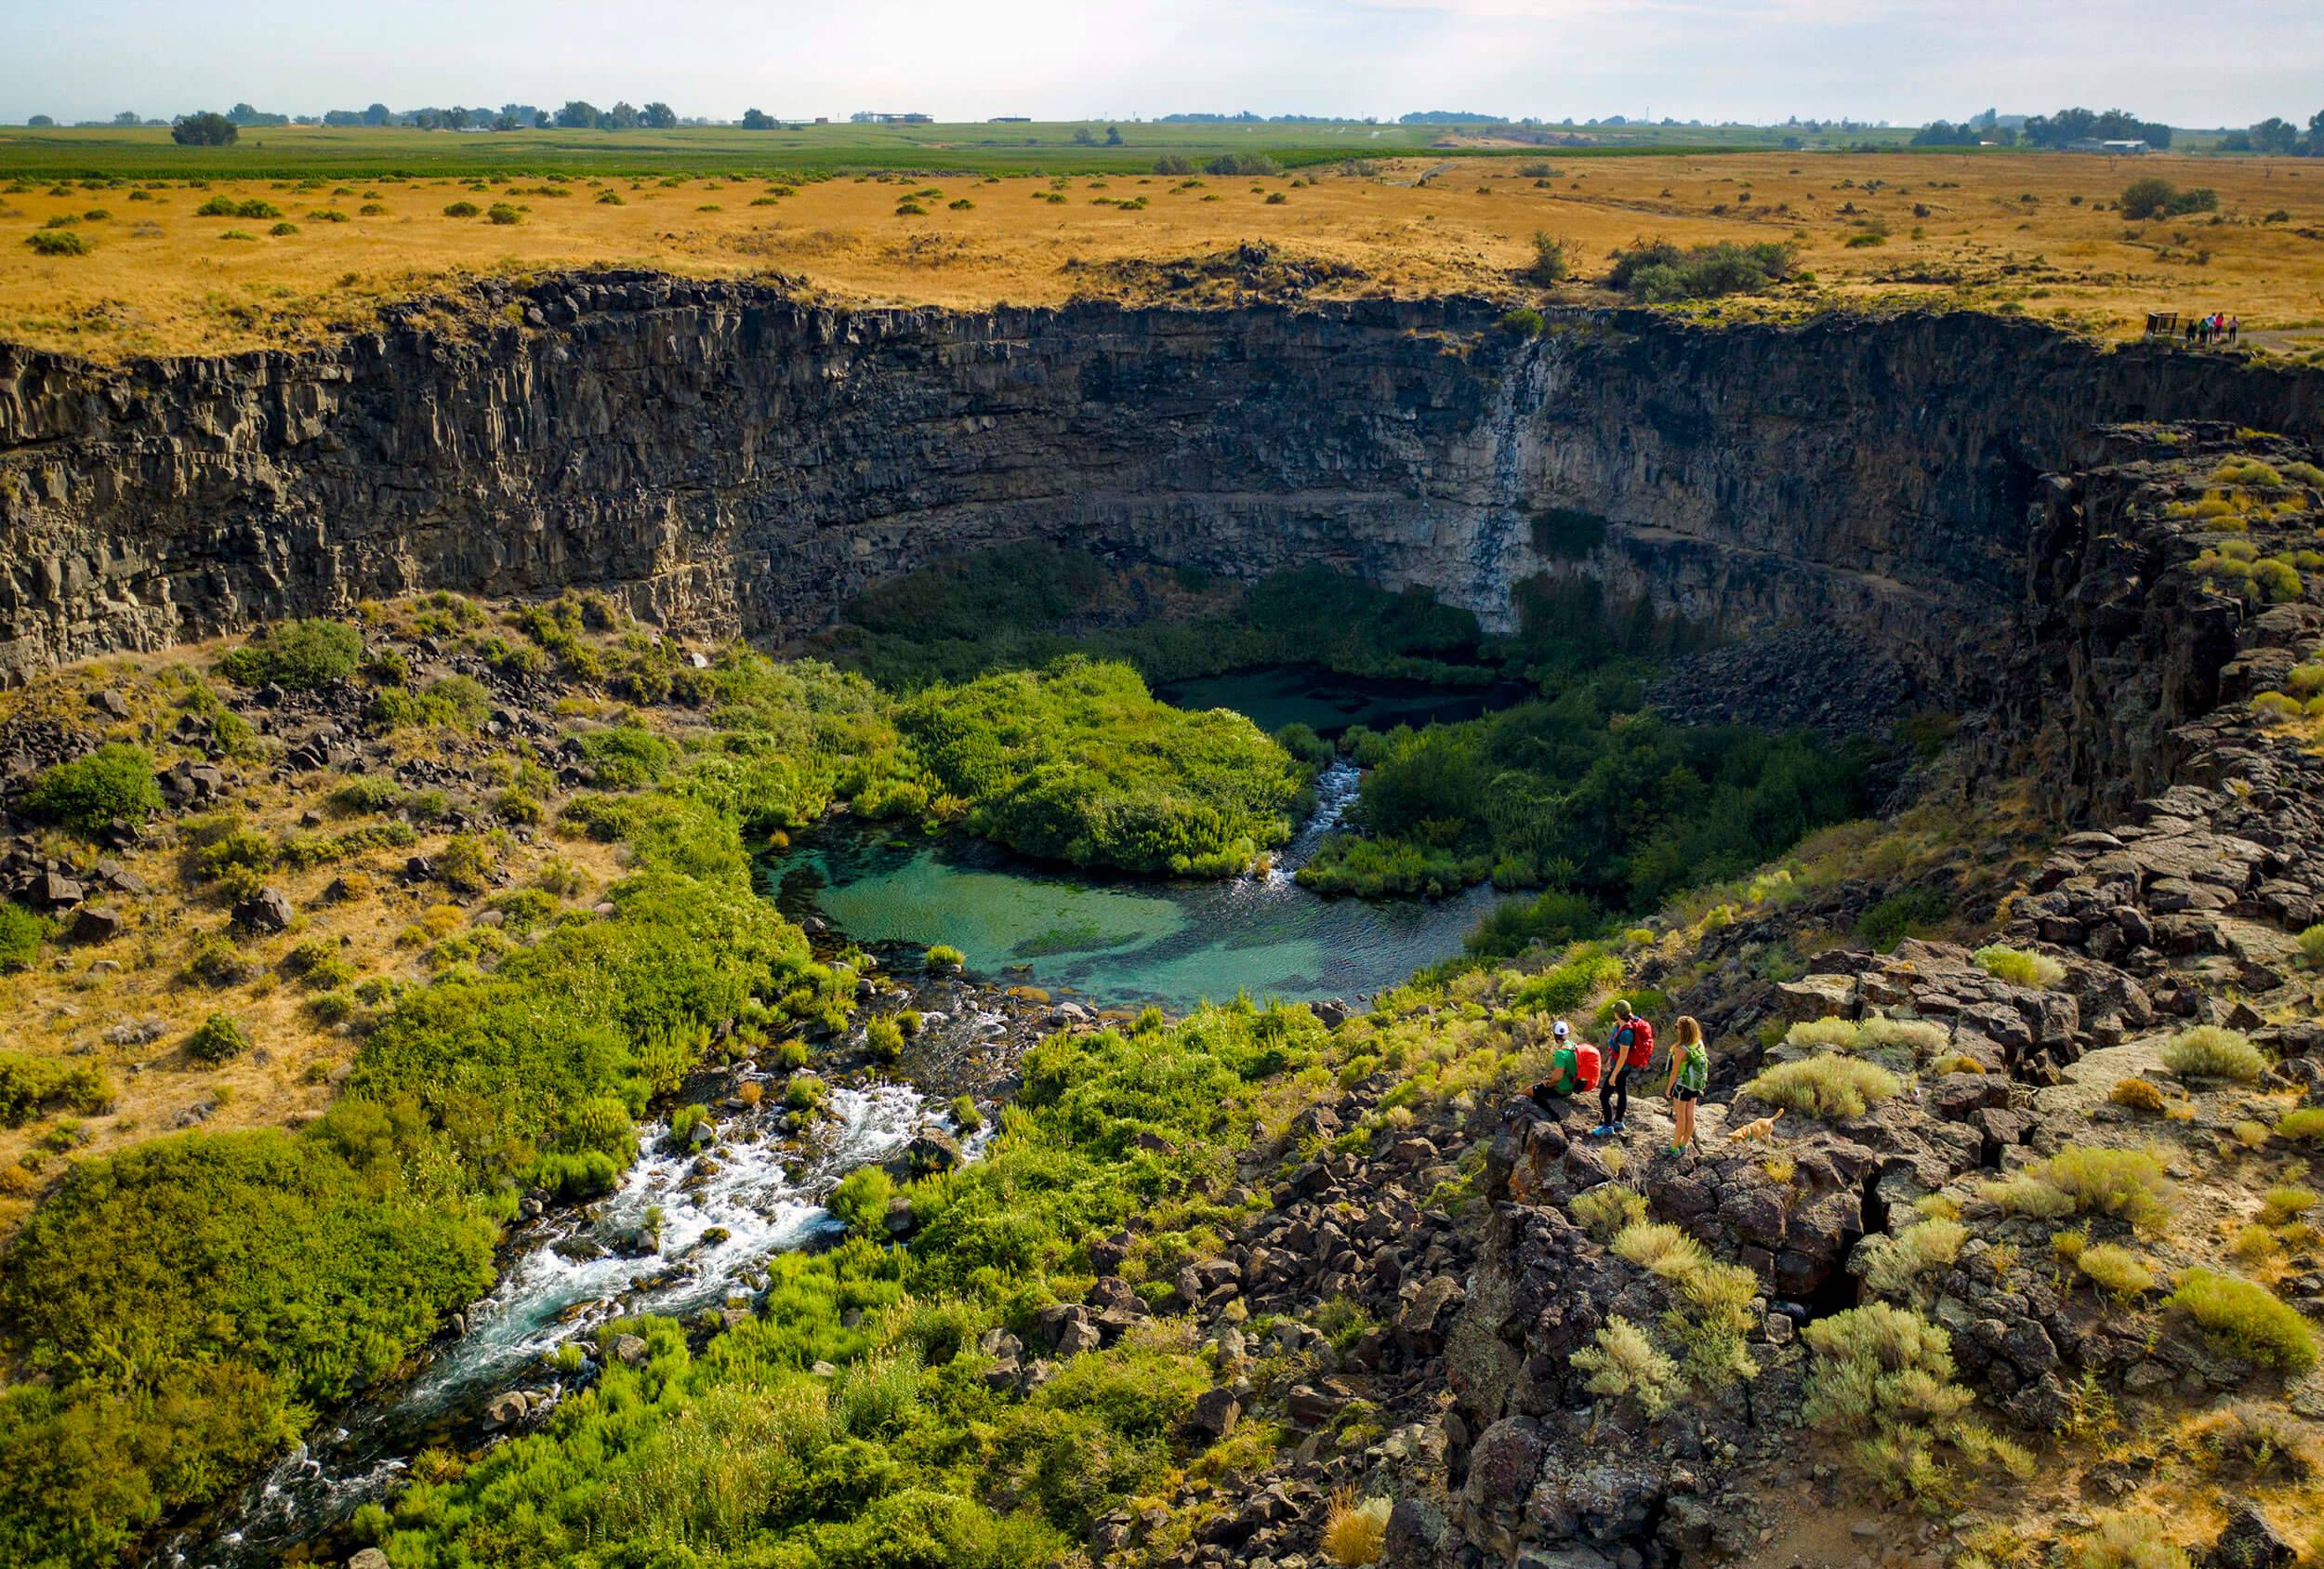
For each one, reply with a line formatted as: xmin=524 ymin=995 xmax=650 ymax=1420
xmin=6 ymin=0 xmax=2319 ymax=128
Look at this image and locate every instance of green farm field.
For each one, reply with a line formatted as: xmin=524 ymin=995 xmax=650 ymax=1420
xmin=0 ymin=119 xmax=1855 ymax=180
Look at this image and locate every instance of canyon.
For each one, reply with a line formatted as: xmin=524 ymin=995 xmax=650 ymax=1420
xmin=2 ymin=274 xmax=2317 ymax=697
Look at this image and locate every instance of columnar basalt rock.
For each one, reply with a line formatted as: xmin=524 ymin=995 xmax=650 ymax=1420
xmin=2 ymin=276 xmax=2317 ymax=690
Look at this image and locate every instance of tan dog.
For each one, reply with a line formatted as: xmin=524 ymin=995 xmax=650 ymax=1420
xmin=1726 ymin=1110 xmax=1785 ymax=1143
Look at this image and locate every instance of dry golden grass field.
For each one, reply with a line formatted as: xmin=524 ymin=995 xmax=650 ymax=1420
xmin=4 ymin=151 xmax=2321 ymax=361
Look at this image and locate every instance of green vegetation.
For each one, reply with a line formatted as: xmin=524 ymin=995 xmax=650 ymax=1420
xmin=924 ymin=943 xmax=966 ymax=973
xmin=22 ymin=743 xmax=163 ymax=835
xmin=0 ymin=655 xmax=901 ymax=1566
xmin=184 ymin=1012 xmax=252 ymax=1063
xmin=2159 ymin=1024 xmax=2266 ymax=1084
xmin=216 ymin=617 xmax=363 ymax=690
xmin=2118 ymin=176 xmax=2219 ymax=221
xmin=1743 ymin=1054 xmax=1902 ymax=1120
xmin=1800 ymin=1302 xmax=2030 ymax=1510
xmin=1984 ymin=1144 xmax=2172 ymax=1234
xmin=836 ymin=548 xmax=1493 ymax=691
xmin=1972 ymin=944 xmax=2066 ymax=989
xmin=899 ymin=658 xmax=1309 ymax=877
xmin=347 ymin=1001 xmax=1327 ymax=1568
xmin=1606 ymin=238 xmax=1796 ymax=302
xmin=1301 ymin=680 xmax=1873 ymax=903
xmin=0 ymin=1049 xmax=114 ymax=1127
xmin=0 ymin=903 xmax=51 ymax=970
xmin=2167 ymin=1269 xmax=2317 ymax=1372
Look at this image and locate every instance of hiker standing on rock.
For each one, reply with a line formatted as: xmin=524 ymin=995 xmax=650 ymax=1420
xmin=1665 ymin=1015 xmax=1708 ymax=1156
xmin=1591 ymin=1000 xmax=1653 ymax=1138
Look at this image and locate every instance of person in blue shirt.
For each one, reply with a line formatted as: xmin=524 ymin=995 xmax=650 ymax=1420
xmin=1591 ymin=1000 xmax=1651 ymax=1137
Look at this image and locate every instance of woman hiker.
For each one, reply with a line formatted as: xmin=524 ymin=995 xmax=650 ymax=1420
xmin=1665 ymin=1015 xmax=1710 ymax=1155
xmin=1591 ymin=1000 xmax=1653 ymax=1138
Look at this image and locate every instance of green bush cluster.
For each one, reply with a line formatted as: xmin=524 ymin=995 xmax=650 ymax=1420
xmin=2169 ymin=1269 xmax=2317 ymax=1372
xmin=353 ymin=1000 xmax=1322 ymax=1567
xmin=1984 ymin=1144 xmax=2172 ymax=1234
xmin=217 ymin=618 xmax=362 ymax=690
xmin=22 ymin=744 xmax=162 ymax=835
xmin=1800 ymin=1302 xmax=2030 ymax=1510
xmin=1973 ymin=944 xmax=2067 ymax=989
xmin=1606 ymin=238 xmax=1796 ymax=302
xmin=0 ymin=1049 xmax=115 ymax=1127
xmin=0 ymin=903 xmax=51 ymax=970
xmin=1300 ymin=680 xmax=1874 ymax=903
xmin=902 ymin=658 xmax=1309 ymax=877
xmin=2159 ymin=1025 xmax=2266 ymax=1084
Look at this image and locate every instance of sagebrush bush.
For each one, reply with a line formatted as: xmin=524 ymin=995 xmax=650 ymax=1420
xmin=2109 ymin=1077 xmax=2168 ymax=1114
xmin=2301 ymin=925 xmax=2324 ymax=967
xmin=2076 ymin=1243 xmax=2156 ymax=1298
xmin=1856 ymin=1218 xmax=1968 ymax=1299
xmin=2159 ymin=1025 xmax=2265 ymax=1085
xmin=1570 ymin=1181 xmax=1647 ymax=1240
xmin=1745 ymin=1054 xmax=1901 ymax=1120
xmin=1986 ymin=1144 xmax=2172 ymax=1234
xmin=1800 ymin=1302 xmax=2027 ymax=1510
xmin=2168 ymin=1269 xmax=2317 ymax=1372
xmin=0 ymin=903 xmax=50 ymax=971
xmin=1974 ymin=944 xmax=2067 ymax=989
xmin=1570 ymin=1315 xmax=1678 ymax=1417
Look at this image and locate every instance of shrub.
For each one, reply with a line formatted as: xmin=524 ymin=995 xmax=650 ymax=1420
xmin=1606 ymin=237 xmax=1793 ymax=302
xmin=443 ymin=200 xmax=481 ymax=218
xmin=2167 ymin=1269 xmax=2315 ymax=1372
xmin=865 ymin=1016 xmax=905 ymax=1062
xmin=1987 ymin=1144 xmax=2171 ymax=1233
xmin=827 ymin=1167 xmax=896 ymax=1236
xmin=2261 ymin=1184 xmax=2317 ymax=1225
xmin=948 ymin=1094 xmax=983 ymax=1134
xmin=218 ymin=618 xmax=362 ymax=691
xmin=1570 ymin=1182 xmax=1647 ymax=1240
xmin=1498 ymin=307 xmax=1544 ymax=336
xmin=1800 ymin=1302 xmax=2026 ymax=1510
xmin=1744 ymin=1055 xmax=1901 ymax=1120
xmin=1856 ymin=887 xmax=1950 ymax=949
xmin=2076 ymin=1244 xmax=2156 ymax=1298
xmin=24 ymin=230 xmax=88 ymax=256
xmin=2159 ymin=1025 xmax=2265 ymax=1085
xmin=925 ymin=943 xmax=965 ymax=972
xmin=1973 ymin=944 xmax=2066 ymax=989
xmin=23 ymin=743 xmax=162 ymax=833
xmin=0 ymin=903 xmax=51 ymax=970
xmin=1320 ymin=1486 xmax=1391 ymax=1567
xmin=1524 ymin=230 xmax=1569 ymax=284
xmin=2276 ymin=1108 xmax=2324 ymax=1143
xmin=2075 ymin=1513 xmax=2192 ymax=1569
xmin=0 ymin=1048 xmax=116 ymax=1127
xmin=2110 ymin=1077 xmax=2168 ymax=1114
xmin=1856 ymin=1218 xmax=1967 ymax=1299
xmin=185 ymin=1012 xmax=252 ymax=1063
xmin=1569 ymin=1315 xmax=1678 ymax=1417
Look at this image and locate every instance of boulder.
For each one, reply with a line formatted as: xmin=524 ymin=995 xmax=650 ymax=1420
xmin=2212 ymin=1502 xmax=2295 ymax=1569
xmin=69 ymin=905 xmax=122 ymax=943
xmin=1190 ymin=1385 xmax=1242 ymax=1437
xmin=232 ymin=887 xmax=294 ymax=932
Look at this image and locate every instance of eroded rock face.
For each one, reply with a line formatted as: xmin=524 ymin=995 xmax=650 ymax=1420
xmin=2 ymin=276 xmax=2317 ymax=687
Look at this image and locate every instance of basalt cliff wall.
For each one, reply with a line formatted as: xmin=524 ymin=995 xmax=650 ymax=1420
xmin=1 ymin=272 xmax=2317 ymax=692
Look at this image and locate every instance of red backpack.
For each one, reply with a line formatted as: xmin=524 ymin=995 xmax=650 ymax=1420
xmin=1625 ymin=1018 xmax=1656 ymax=1071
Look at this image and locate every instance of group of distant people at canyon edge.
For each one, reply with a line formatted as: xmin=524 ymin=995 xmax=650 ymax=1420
xmin=2146 ymin=310 xmax=2240 ymax=346
xmin=1524 ymin=999 xmax=1714 ymax=1157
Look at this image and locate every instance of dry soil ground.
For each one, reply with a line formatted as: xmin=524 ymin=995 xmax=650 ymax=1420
xmin=3 ymin=151 xmax=2320 ymax=360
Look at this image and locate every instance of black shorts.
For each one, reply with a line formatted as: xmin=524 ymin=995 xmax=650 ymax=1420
xmin=1672 ymin=1086 xmax=1701 ymax=1103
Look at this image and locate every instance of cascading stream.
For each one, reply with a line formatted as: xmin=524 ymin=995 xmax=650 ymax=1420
xmin=159 ymin=1075 xmax=961 ymax=1568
